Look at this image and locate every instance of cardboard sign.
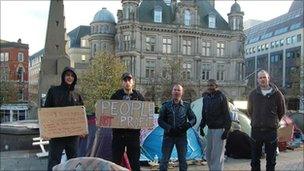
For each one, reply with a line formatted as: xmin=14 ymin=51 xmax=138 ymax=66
xmin=95 ymin=100 xmax=155 ymax=129
xmin=38 ymin=106 xmax=88 ymax=139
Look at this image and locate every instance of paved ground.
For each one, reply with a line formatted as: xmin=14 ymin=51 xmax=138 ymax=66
xmin=1 ymin=146 xmax=303 ymax=171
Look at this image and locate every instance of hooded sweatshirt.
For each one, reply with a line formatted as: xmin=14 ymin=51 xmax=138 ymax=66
xmin=44 ymin=67 xmax=83 ymax=107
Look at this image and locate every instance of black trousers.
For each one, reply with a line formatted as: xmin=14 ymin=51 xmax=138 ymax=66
xmin=251 ymin=129 xmax=277 ymax=171
xmin=112 ymin=131 xmax=140 ymax=171
xmin=47 ymin=136 xmax=78 ymax=171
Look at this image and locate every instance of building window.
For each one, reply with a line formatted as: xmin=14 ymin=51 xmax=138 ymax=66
xmin=154 ymin=6 xmax=162 ymax=23
xmin=182 ymin=63 xmax=191 ymax=80
xmin=0 ymin=53 xmax=4 ymax=61
xmin=201 ymin=63 xmax=211 ymax=80
xmin=257 ymin=45 xmax=261 ymax=52
xmin=182 ymin=39 xmax=191 ymax=55
xmin=275 ymin=40 xmax=280 ymax=47
xmin=93 ymin=44 xmax=97 ymax=54
xmin=123 ymin=35 xmax=131 ymax=51
xmin=261 ymin=44 xmax=265 ymax=51
xmin=1 ymin=67 xmax=8 ymax=80
xmin=0 ymin=110 xmax=11 ymax=122
xmin=297 ymin=34 xmax=301 ymax=42
xmin=265 ymin=43 xmax=269 ymax=50
xmin=81 ymin=39 xmax=87 ymax=47
xmin=123 ymin=6 xmax=130 ymax=20
xmin=216 ymin=42 xmax=225 ymax=57
xmin=216 ymin=64 xmax=225 ymax=81
xmin=19 ymin=110 xmax=25 ymax=120
xmin=17 ymin=89 xmax=24 ymax=101
xmin=162 ymin=38 xmax=172 ymax=54
xmin=146 ymin=36 xmax=156 ymax=52
xmin=184 ymin=10 xmax=191 ymax=26
xmin=286 ymin=37 xmax=291 ymax=45
xmin=162 ymin=64 xmax=171 ymax=79
xmin=280 ymin=39 xmax=284 ymax=46
xmin=271 ymin=42 xmax=275 ymax=48
xmin=208 ymin=14 xmax=216 ymax=28
xmin=202 ymin=41 xmax=211 ymax=56
xmin=123 ymin=59 xmax=132 ymax=73
xmin=145 ymin=60 xmax=156 ymax=79
xmin=17 ymin=67 xmax=24 ymax=82
xmin=81 ymin=55 xmax=86 ymax=61
xmin=291 ymin=35 xmax=297 ymax=44
xmin=18 ymin=52 xmax=24 ymax=62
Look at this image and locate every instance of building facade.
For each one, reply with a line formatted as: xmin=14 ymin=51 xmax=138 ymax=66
xmin=0 ymin=39 xmax=29 ymax=102
xmin=63 ymin=0 xmax=246 ymax=104
xmin=244 ymin=0 xmax=304 ymax=110
xmin=0 ymin=39 xmax=29 ymax=122
xmin=28 ymin=49 xmax=44 ymax=107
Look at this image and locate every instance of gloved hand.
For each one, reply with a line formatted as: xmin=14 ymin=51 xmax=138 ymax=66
xmin=200 ymin=127 xmax=205 ymax=137
xmin=221 ymin=130 xmax=229 ymax=140
xmin=180 ymin=122 xmax=191 ymax=132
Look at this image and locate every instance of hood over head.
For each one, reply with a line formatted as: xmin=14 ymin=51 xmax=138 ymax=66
xmin=61 ymin=66 xmax=77 ymax=90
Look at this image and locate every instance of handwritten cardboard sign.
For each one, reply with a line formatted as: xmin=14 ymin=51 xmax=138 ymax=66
xmin=95 ymin=100 xmax=155 ymax=129
xmin=38 ymin=106 xmax=88 ymax=139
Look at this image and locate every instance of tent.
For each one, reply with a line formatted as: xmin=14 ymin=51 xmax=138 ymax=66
xmin=190 ymin=97 xmax=252 ymax=135
xmin=141 ymin=126 xmax=203 ymax=161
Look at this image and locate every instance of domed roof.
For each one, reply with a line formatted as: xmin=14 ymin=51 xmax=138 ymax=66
xmin=230 ymin=2 xmax=241 ymax=13
xmin=93 ymin=7 xmax=115 ymax=23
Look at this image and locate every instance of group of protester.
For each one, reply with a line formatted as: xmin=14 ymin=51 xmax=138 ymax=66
xmin=44 ymin=67 xmax=286 ymax=171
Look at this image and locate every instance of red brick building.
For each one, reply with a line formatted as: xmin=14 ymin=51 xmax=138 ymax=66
xmin=1 ymin=39 xmax=29 ymax=102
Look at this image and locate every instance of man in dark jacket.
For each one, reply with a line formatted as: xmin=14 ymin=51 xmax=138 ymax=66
xmin=199 ymin=79 xmax=231 ymax=171
xmin=110 ymin=73 xmax=145 ymax=171
xmin=158 ymin=84 xmax=196 ymax=171
xmin=248 ymin=70 xmax=286 ymax=171
xmin=45 ymin=67 xmax=84 ymax=171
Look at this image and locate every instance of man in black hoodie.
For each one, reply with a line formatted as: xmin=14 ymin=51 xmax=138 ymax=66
xmin=248 ymin=70 xmax=286 ymax=171
xmin=110 ymin=73 xmax=144 ymax=171
xmin=199 ymin=79 xmax=231 ymax=171
xmin=44 ymin=67 xmax=84 ymax=171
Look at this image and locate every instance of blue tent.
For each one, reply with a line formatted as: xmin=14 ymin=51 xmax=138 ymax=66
xmin=141 ymin=126 xmax=203 ymax=161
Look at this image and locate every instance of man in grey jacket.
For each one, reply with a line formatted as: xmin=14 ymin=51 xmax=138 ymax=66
xmin=248 ymin=70 xmax=286 ymax=171
xmin=158 ymin=84 xmax=196 ymax=171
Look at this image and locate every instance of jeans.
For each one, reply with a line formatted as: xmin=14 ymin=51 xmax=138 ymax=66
xmin=112 ymin=132 xmax=140 ymax=171
xmin=159 ymin=135 xmax=187 ymax=171
xmin=47 ymin=136 xmax=78 ymax=171
xmin=251 ymin=129 xmax=277 ymax=171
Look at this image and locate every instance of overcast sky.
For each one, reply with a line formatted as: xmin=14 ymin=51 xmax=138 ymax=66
xmin=0 ymin=0 xmax=293 ymax=55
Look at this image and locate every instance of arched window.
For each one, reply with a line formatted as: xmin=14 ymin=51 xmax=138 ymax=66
xmin=184 ymin=10 xmax=191 ymax=26
xmin=154 ymin=6 xmax=162 ymax=23
xmin=17 ymin=67 xmax=23 ymax=81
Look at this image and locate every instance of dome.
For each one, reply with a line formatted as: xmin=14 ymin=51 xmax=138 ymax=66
xmin=230 ymin=2 xmax=241 ymax=13
xmin=93 ymin=7 xmax=115 ymax=23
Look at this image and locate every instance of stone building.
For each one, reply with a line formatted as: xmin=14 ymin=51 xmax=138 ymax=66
xmin=64 ymin=0 xmax=246 ymax=104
